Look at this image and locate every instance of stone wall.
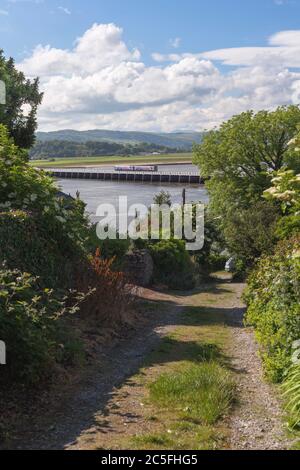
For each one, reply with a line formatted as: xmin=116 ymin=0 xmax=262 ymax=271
xmin=123 ymin=249 xmax=154 ymax=287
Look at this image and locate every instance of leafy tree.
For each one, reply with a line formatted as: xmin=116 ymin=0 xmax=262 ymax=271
xmin=193 ymin=106 xmax=300 ymax=217
xmin=193 ymin=106 xmax=300 ymax=266
xmin=153 ymin=190 xmax=172 ymax=207
xmin=285 ymin=127 xmax=300 ymax=173
xmin=0 ymin=49 xmax=43 ymax=149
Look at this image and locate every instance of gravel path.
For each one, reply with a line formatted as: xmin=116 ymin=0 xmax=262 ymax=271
xmin=226 ymin=287 xmax=289 ymax=450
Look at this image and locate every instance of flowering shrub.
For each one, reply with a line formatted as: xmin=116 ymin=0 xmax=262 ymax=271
xmin=264 ymin=169 xmax=300 ymax=239
xmin=264 ymin=169 xmax=300 ymax=212
xmin=0 ymin=125 xmax=89 ymax=254
xmin=244 ymin=236 xmax=300 ymax=382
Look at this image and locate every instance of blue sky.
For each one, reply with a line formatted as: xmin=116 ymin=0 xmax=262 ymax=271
xmin=1 ymin=0 xmax=300 ymax=131
xmin=1 ymin=0 xmax=300 ymax=61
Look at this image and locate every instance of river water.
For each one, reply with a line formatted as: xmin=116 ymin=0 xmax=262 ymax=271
xmin=57 ymin=164 xmax=208 ymax=221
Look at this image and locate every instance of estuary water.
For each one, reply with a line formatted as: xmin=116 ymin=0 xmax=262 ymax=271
xmin=57 ymin=163 xmax=208 ymax=221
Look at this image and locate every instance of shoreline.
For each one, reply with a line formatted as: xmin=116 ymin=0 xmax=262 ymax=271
xmin=31 ymin=153 xmax=193 ymax=169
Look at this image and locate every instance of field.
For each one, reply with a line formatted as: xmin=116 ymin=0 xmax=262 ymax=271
xmin=30 ymin=153 xmax=193 ymax=169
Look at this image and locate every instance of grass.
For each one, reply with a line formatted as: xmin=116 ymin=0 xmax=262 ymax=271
xmin=30 ymin=152 xmax=193 ymax=169
xmin=282 ymin=364 xmax=300 ymax=430
xmin=131 ymin=425 xmax=223 ymax=451
xmin=149 ymin=362 xmax=235 ymax=425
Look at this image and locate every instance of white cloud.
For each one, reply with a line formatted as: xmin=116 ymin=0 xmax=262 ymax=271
xmin=169 ymin=37 xmax=181 ymax=49
xmin=19 ymin=24 xmax=300 ymax=132
xmin=152 ymin=30 xmax=300 ymax=68
xmin=58 ymin=6 xmax=71 ymax=15
xmin=20 ymin=23 xmax=141 ymax=77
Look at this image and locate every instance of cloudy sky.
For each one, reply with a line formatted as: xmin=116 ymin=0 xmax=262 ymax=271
xmin=1 ymin=0 xmax=300 ymax=132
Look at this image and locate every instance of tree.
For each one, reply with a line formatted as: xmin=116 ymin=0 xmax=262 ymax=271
xmin=193 ymin=106 xmax=300 ymax=267
xmin=286 ymin=127 xmax=300 ymax=173
xmin=153 ymin=190 xmax=172 ymax=207
xmin=0 ymin=49 xmax=43 ymax=149
xmin=223 ymin=201 xmax=279 ymax=266
xmin=193 ymin=106 xmax=300 ymax=218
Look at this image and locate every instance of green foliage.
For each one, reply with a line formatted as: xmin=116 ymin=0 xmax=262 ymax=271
xmin=0 ymin=124 xmax=93 ymax=390
xmin=0 ymin=211 xmax=77 ymax=288
xmin=282 ymin=341 xmax=300 ymax=429
xmin=223 ymin=201 xmax=279 ymax=267
xmin=86 ymin=224 xmax=131 ymax=268
xmin=0 ymin=125 xmax=89 ymax=257
xmin=264 ymin=169 xmax=300 ymax=239
xmin=244 ymin=237 xmax=300 ymax=382
xmin=264 ymin=169 xmax=300 ymax=215
xmin=193 ymin=106 xmax=300 ymax=267
xmin=0 ymin=50 xmax=43 ymax=149
xmin=0 ymin=267 xmax=84 ymax=386
xmin=194 ymin=106 xmax=300 ymax=212
xmin=148 ymin=239 xmax=196 ymax=290
xmin=286 ymin=128 xmax=300 ymax=173
xmin=194 ymin=209 xmax=224 ymax=271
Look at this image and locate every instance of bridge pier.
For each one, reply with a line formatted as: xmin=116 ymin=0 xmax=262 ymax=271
xmin=49 ymin=169 xmax=203 ymax=185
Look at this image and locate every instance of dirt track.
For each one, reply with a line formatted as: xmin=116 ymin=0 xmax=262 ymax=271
xmin=6 ymin=278 xmax=289 ymax=450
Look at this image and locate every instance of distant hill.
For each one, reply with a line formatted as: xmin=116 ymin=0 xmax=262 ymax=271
xmin=30 ymin=140 xmax=181 ymax=160
xmin=36 ymin=130 xmax=202 ymax=149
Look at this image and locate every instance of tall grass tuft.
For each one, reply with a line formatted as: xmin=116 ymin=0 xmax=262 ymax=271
xmin=149 ymin=362 xmax=235 ymax=425
xmin=282 ymin=364 xmax=300 ymax=429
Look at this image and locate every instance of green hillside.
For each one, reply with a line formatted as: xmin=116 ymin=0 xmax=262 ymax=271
xmin=36 ymin=129 xmax=202 ymax=149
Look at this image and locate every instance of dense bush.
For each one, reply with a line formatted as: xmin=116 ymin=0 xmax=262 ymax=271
xmin=223 ymin=201 xmax=280 ymax=267
xmin=0 ymin=124 xmax=138 ymax=391
xmin=86 ymin=224 xmax=131 ymax=269
xmin=148 ymin=239 xmax=196 ymax=290
xmin=0 ymin=125 xmax=89 ymax=255
xmin=244 ymin=236 xmax=300 ymax=382
xmin=0 ymin=211 xmax=78 ymax=288
xmin=0 ymin=267 xmax=84 ymax=386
